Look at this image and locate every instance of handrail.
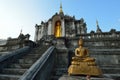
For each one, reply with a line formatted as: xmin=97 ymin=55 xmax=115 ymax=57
xmin=0 ymin=46 xmax=30 ymax=62
xmin=19 ymin=46 xmax=55 ymax=80
xmin=0 ymin=46 xmax=30 ymax=72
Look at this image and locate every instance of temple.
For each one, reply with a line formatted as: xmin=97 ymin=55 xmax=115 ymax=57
xmin=34 ymin=4 xmax=120 ymax=42
xmin=34 ymin=4 xmax=87 ymax=41
xmin=0 ymin=3 xmax=120 ymax=80
xmin=33 ymin=4 xmax=120 ymax=79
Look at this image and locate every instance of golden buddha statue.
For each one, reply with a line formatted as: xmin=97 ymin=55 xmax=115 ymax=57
xmin=68 ymin=38 xmax=102 ymax=76
xmin=73 ymin=38 xmax=95 ymax=62
xmin=55 ymin=21 xmax=61 ymax=37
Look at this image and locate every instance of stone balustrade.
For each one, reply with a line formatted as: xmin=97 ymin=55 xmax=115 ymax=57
xmin=77 ymin=31 xmax=120 ymax=39
xmin=0 ymin=46 xmax=30 ymax=70
xmin=19 ymin=46 xmax=55 ymax=80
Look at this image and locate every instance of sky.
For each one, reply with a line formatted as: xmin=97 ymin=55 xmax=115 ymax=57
xmin=0 ymin=0 xmax=120 ymax=40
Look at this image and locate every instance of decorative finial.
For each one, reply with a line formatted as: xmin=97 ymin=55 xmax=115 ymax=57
xmin=59 ymin=2 xmax=64 ymax=14
xmin=96 ymin=20 xmax=99 ymax=26
xmin=20 ymin=29 xmax=22 ymax=34
xmin=96 ymin=20 xmax=102 ymax=33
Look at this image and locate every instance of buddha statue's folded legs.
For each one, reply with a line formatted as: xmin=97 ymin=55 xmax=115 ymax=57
xmin=72 ymin=56 xmax=95 ymax=62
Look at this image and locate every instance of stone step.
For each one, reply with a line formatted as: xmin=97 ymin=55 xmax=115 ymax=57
xmin=101 ymin=67 xmax=120 ymax=74
xmin=50 ymin=68 xmax=68 ymax=80
xmin=22 ymin=53 xmax=42 ymax=59
xmin=89 ymin=51 xmax=120 ymax=55
xmin=7 ymin=63 xmax=32 ymax=69
xmin=51 ymin=67 xmax=120 ymax=80
xmin=18 ymin=58 xmax=37 ymax=64
xmin=52 ymin=68 xmax=67 ymax=76
xmin=0 ymin=45 xmax=49 ymax=80
xmin=1 ymin=68 xmax=27 ymax=75
xmin=88 ymin=46 xmax=120 ymax=49
xmin=28 ymin=53 xmax=42 ymax=56
xmin=55 ymin=68 xmax=68 ymax=71
xmin=90 ymin=49 xmax=120 ymax=51
xmin=50 ymin=75 xmax=61 ymax=80
xmin=103 ymin=74 xmax=120 ymax=80
xmin=33 ymin=46 xmax=49 ymax=53
xmin=0 ymin=74 xmax=21 ymax=80
xmin=59 ymin=75 xmax=114 ymax=80
xmin=100 ymin=64 xmax=120 ymax=68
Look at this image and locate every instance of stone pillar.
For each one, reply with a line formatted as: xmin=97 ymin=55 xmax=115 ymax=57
xmin=72 ymin=21 xmax=75 ymax=30
xmin=48 ymin=21 xmax=52 ymax=35
xmin=37 ymin=27 xmax=41 ymax=40
xmin=61 ymin=19 xmax=65 ymax=37
xmin=72 ymin=21 xmax=75 ymax=37
xmin=77 ymin=23 xmax=80 ymax=34
xmin=38 ymin=25 xmax=44 ymax=40
xmin=55 ymin=38 xmax=68 ymax=68
xmin=34 ymin=25 xmax=39 ymax=42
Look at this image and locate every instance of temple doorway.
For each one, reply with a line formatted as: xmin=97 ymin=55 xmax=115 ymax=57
xmin=54 ymin=21 xmax=62 ymax=37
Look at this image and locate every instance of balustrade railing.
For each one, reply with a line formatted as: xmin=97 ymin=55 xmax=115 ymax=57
xmin=0 ymin=46 xmax=30 ymax=70
xmin=19 ymin=46 xmax=55 ymax=80
xmin=77 ymin=32 xmax=120 ymax=39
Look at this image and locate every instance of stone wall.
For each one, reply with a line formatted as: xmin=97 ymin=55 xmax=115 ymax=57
xmin=67 ymin=37 xmax=120 ymax=62
xmin=0 ymin=39 xmax=35 ymax=52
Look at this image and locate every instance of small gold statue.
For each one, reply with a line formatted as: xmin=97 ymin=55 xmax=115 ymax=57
xmin=68 ymin=38 xmax=102 ymax=76
xmin=55 ymin=21 xmax=62 ymax=37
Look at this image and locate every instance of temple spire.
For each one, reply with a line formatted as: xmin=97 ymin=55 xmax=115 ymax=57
xmin=59 ymin=2 xmax=64 ymax=14
xmin=20 ymin=29 xmax=22 ymax=34
xmin=96 ymin=20 xmax=99 ymax=27
xmin=96 ymin=20 xmax=102 ymax=33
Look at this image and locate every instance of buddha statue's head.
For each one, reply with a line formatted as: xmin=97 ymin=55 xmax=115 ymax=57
xmin=78 ymin=38 xmax=84 ymax=46
xmin=56 ymin=21 xmax=60 ymax=26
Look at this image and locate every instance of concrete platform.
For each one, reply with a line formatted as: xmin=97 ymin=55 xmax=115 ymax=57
xmin=59 ymin=75 xmax=114 ymax=80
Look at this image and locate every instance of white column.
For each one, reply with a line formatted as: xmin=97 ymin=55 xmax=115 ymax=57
xmin=72 ymin=21 xmax=75 ymax=29
xmin=34 ymin=25 xmax=39 ymax=42
xmin=72 ymin=21 xmax=75 ymax=37
xmin=61 ymin=19 xmax=65 ymax=37
xmin=77 ymin=24 xmax=80 ymax=34
xmin=38 ymin=27 xmax=41 ymax=40
xmin=48 ymin=21 xmax=52 ymax=35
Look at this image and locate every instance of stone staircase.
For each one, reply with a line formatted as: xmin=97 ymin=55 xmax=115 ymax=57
xmin=49 ymin=45 xmax=68 ymax=80
xmin=50 ymin=67 xmax=68 ymax=80
xmin=89 ymin=48 xmax=120 ymax=79
xmin=0 ymin=45 xmax=49 ymax=80
xmin=100 ymin=64 xmax=120 ymax=79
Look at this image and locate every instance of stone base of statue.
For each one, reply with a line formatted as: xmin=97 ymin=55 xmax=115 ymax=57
xmin=59 ymin=75 xmax=114 ymax=80
xmin=68 ymin=60 xmax=102 ymax=76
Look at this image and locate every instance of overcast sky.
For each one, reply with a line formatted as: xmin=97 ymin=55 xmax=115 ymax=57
xmin=0 ymin=0 xmax=120 ymax=40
